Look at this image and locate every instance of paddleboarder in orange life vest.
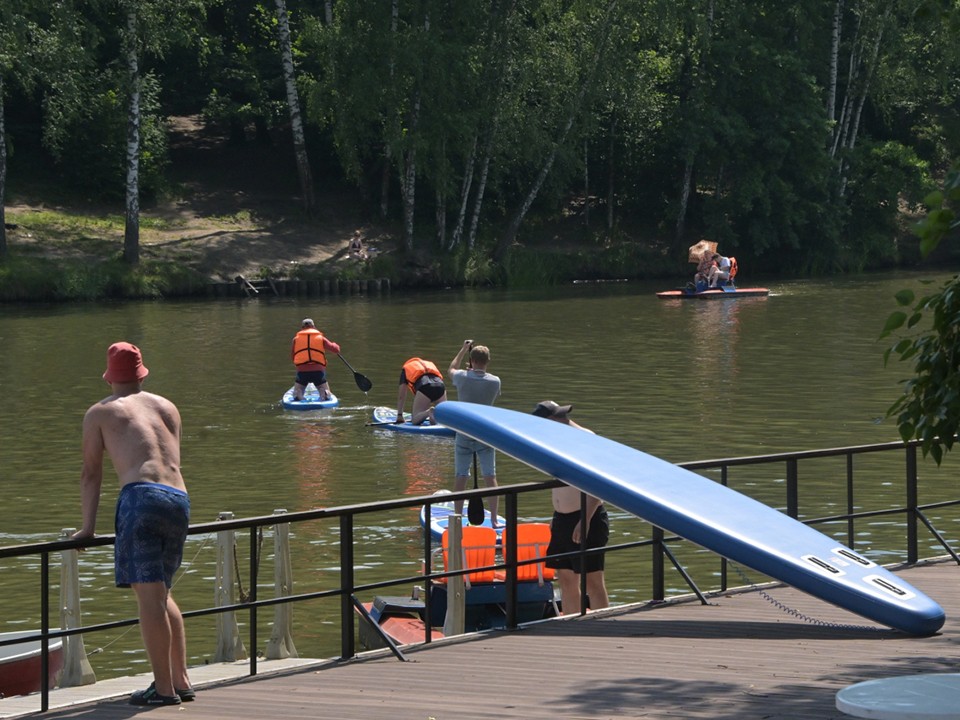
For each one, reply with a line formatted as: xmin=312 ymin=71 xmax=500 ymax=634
xmin=396 ymin=357 xmax=447 ymax=425
xmin=291 ymin=318 xmax=341 ymax=401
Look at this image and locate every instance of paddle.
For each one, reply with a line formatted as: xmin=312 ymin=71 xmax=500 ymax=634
xmin=337 ymin=354 xmax=373 ymax=392
xmin=467 ymin=452 xmax=485 ymax=526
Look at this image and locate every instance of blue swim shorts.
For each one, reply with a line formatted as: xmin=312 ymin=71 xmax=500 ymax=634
xmin=114 ymin=482 xmax=190 ymax=588
xmin=454 ymin=435 xmax=496 ymax=477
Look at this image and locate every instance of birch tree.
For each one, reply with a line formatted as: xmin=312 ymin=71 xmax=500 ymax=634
xmin=122 ymin=7 xmax=142 ymax=264
xmin=118 ymin=0 xmax=207 ymax=265
xmin=274 ymin=0 xmax=316 ymax=214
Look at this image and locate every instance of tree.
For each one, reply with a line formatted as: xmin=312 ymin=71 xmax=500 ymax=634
xmin=0 ymin=2 xmax=32 ymax=258
xmin=117 ymin=0 xmax=207 ymax=265
xmin=274 ymin=0 xmax=315 ymax=214
xmin=494 ymin=0 xmax=622 ymax=262
xmin=882 ymin=164 xmax=960 ymax=463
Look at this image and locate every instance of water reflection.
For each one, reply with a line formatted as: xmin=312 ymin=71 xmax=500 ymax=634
xmin=292 ymin=420 xmax=337 ymax=508
xmin=2 ymin=271 xmax=959 ymax=675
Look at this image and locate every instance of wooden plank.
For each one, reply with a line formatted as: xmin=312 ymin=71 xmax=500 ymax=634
xmin=9 ymin=561 xmax=956 ymax=720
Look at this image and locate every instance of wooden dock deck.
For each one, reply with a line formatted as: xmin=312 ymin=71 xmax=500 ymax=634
xmin=4 ymin=560 xmax=957 ymax=720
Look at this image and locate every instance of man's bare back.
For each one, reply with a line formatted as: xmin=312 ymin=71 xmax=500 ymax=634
xmin=83 ymin=391 xmax=186 ymax=491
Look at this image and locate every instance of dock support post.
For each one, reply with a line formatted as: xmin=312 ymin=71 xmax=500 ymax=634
xmin=58 ymin=529 xmax=96 ymax=687
xmin=442 ymin=518 xmax=465 ymax=637
xmin=213 ymin=512 xmax=248 ymax=662
xmin=266 ymin=510 xmax=297 ymax=660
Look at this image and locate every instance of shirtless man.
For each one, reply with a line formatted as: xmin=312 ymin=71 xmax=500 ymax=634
xmin=72 ymin=342 xmax=194 ymax=706
xmin=532 ymin=400 xmax=610 ymax=613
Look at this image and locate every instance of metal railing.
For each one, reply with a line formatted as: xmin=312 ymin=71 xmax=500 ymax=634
xmin=2 ymin=438 xmax=958 ymax=712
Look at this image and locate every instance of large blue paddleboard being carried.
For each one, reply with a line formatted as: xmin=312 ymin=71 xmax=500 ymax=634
xmin=282 ymin=386 xmax=339 ymax=411
xmin=434 ymin=402 xmax=945 ymax=636
xmin=370 ymin=407 xmax=455 ymax=437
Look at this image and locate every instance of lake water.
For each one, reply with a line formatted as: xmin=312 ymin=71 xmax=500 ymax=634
xmin=1 ymin=270 xmax=958 ymax=677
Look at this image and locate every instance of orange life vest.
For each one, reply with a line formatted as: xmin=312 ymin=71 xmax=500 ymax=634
xmin=728 ymin=256 xmax=739 ymax=280
xmin=402 ymin=358 xmax=441 ymax=392
xmin=293 ymin=329 xmax=327 ymax=367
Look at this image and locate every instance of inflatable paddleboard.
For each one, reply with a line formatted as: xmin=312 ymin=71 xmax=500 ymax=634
xmin=434 ymin=402 xmax=945 ymax=636
xmin=281 ymin=386 xmax=339 ymax=411
xmin=419 ymin=490 xmax=504 ymax=543
xmin=370 ymin=407 xmax=455 ymax=437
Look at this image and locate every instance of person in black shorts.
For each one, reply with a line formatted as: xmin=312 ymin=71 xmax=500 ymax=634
xmin=396 ymin=357 xmax=447 ymax=425
xmin=533 ymin=400 xmax=610 ymax=613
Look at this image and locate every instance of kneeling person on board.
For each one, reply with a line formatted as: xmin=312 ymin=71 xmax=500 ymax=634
xmin=532 ymin=400 xmax=610 ymax=613
xmin=291 ymin=318 xmax=341 ymax=401
xmin=396 ymin=357 xmax=447 ymax=425
xmin=72 ymin=342 xmax=195 ymax=706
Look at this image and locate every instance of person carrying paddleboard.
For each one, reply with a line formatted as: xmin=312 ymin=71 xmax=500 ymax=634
xmin=533 ymin=400 xmax=610 ymax=613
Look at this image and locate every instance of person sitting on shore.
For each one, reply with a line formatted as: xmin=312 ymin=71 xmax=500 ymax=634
xmin=348 ymin=230 xmax=368 ymax=260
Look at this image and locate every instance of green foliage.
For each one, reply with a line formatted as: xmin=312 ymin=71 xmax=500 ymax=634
xmin=5 ymin=0 xmax=960 ymax=278
xmin=915 ymin=165 xmax=960 ymax=256
xmin=0 ymin=253 xmax=207 ymax=300
xmin=883 ymin=161 xmax=960 ymax=464
xmin=840 ymin=141 xmax=931 ymax=269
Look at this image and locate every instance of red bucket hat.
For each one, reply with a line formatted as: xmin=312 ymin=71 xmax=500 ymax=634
xmin=103 ymin=342 xmax=149 ymax=384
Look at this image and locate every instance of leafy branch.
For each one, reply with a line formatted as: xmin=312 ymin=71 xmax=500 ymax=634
xmin=882 ymin=163 xmax=960 ymax=464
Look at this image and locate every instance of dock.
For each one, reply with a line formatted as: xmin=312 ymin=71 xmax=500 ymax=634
xmin=3 ymin=560 xmax=957 ymax=719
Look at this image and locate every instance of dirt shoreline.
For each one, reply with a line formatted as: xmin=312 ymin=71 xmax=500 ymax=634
xmin=5 ymin=115 xmax=395 ymax=282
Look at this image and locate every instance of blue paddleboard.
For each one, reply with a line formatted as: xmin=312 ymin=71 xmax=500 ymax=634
xmin=419 ymin=490 xmax=504 ymax=543
xmin=282 ymin=386 xmax=339 ymax=411
xmin=370 ymin=407 xmax=455 ymax=437
xmin=434 ymin=402 xmax=945 ymax=636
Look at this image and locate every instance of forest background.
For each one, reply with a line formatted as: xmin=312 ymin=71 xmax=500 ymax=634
xmin=0 ymin=0 xmax=958 ymax=300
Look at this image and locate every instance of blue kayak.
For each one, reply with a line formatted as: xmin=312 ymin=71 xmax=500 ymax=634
xmin=281 ymin=386 xmax=339 ymax=411
xmin=370 ymin=407 xmax=454 ymax=437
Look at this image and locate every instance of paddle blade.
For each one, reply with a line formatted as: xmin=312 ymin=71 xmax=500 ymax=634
xmin=354 ymin=373 xmax=373 ymax=392
xmin=467 ymin=497 xmax=485 ymax=526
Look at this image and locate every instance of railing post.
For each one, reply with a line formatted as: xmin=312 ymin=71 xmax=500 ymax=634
xmin=41 ymin=551 xmax=50 ymax=712
xmin=442 ymin=519 xmax=466 ymax=636
xmin=248 ymin=525 xmax=258 ymax=676
xmin=339 ymin=514 xmax=355 ymax=659
xmin=786 ymin=458 xmax=799 ymax=518
xmin=504 ymin=493 xmax=519 ymax=629
xmin=213 ymin=512 xmax=247 ymax=662
xmin=846 ymin=453 xmax=855 ymax=549
xmin=58 ymin=529 xmax=96 ymax=688
xmin=906 ymin=445 xmax=919 ymax=564
xmin=423 ymin=500 xmax=434 ymax=641
xmin=652 ymin=526 xmax=665 ymax=602
xmin=720 ymin=467 xmax=729 ymax=591
xmin=266 ymin=510 xmax=297 ymax=660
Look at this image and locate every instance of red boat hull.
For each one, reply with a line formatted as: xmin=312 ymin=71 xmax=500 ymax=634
xmin=0 ymin=632 xmax=64 ymax=698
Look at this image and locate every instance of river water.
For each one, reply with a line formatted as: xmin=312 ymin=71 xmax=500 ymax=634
xmin=1 ymin=270 xmax=957 ymax=677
